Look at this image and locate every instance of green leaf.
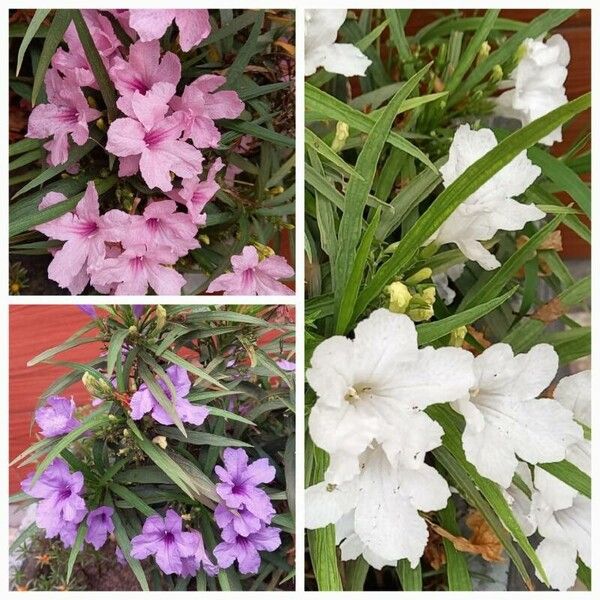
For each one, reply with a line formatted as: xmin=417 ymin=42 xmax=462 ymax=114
xmin=417 ymin=286 xmax=517 ymax=345
xmin=31 ymin=9 xmax=73 ymax=105
xmin=577 ymin=558 xmax=591 ymax=590
xmin=333 ymin=64 xmax=432 ymax=308
xmin=226 ymin=119 xmax=295 ymax=148
xmin=396 ymin=559 xmax=422 ymax=591
xmin=538 ymin=460 xmax=590 ymax=498
xmin=27 ymin=335 xmax=103 ymax=366
xmin=72 ymin=10 xmax=118 ymax=122
xmin=355 ymin=92 xmax=591 ymax=321
xmin=305 ymin=128 xmax=363 ymax=180
xmin=109 ymin=483 xmax=157 ymax=517
xmin=16 ymin=10 xmax=51 ymax=75
xmin=106 ymin=329 xmax=129 ymax=378
xmin=438 ymin=500 xmax=472 ymax=590
xmin=66 ymin=522 xmax=87 ymax=583
xmin=9 ymin=522 xmax=38 ymax=554
xmin=305 ymin=83 xmax=437 ymax=173
xmin=160 ymin=349 xmax=226 ymax=390
xmin=157 ymin=426 xmax=251 ymax=447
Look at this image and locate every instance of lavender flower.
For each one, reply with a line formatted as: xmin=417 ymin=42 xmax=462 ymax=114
xmin=21 ymin=458 xmax=87 ymax=547
xmin=130 ymin=364 xmax=208 ymax=426
xmin=116 ymin=546 xmax=127 ymax=565
xmin=85 ymin=506 xmax=114 ymax=550
xmin=34 ymin=396 xmax=81 ymax=437
xmin=214 ymin=523 xmax=281 ymax=574
xmin=79 ymin=305 xmax=97 ymax=318
xmin=215 ymin=448 xmax=276 ymax=522
xmin=214 ymin=503 xmax=262 ymax=537
xmin=131 ymin=509 xmax=217 ymax=576
xmin=276 ymin=359 xmax=296 ymax=371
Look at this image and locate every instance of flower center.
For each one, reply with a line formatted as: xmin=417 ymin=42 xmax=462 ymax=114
xmin=344 ymin=384 xmax=372 ymax=405
xmin=231 ymin=483 xmax=244 ymax=495
xmin=163 ymin=531 xmax=175 ymax=545
xmin=57 ymin=106 xmax=79 ymax=125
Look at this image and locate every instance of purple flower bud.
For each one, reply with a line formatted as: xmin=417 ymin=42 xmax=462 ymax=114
xmin=85 ymin=506 xmax=114 ymax=550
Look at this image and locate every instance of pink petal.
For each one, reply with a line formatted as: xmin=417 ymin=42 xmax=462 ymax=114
xmin=106 ymin=117 xmax=146 ymax=156
xmin=128 ymin=10 xmax=174 ymax=42
xmin=130 ymin=85 xmax=173 ymax=130
xmin=231 ymin=246 xmax=260 ymax=272
xmin=146 ymin=263 xmax=186 ymax=295
xmin=257 ymin=255 xmax=295 ymax=280
xmin=47 ymin=238 xmax=89 ymax=290
xmin=118 ymin=154 xmax=141 ymax=177
xmin=175 ymin=10 xmax=211 ymax=52
xmin=254 ymin=272 xmax=294 ymax=296
xmin=75 ymin=182 xmax=100 ymax=222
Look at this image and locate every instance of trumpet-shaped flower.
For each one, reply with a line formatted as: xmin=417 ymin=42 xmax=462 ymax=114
xmin=215 ymin=448 xmax=276 ymax=523
xmin=130 ymin=364 xmax=208 ymax=425
xmin=307 ymin=309 xmax=475 ymax=484
xmin=428 ymin=125 xmax=544 ymax=270
xmin=532 ymin=466 xmax=590 ymax=590
xmin=452 ymin=343 xmax=583 ymax=488
xmin=85 ymin=506 xmax=114 ymax=550
xmin=432 ymin=263 xmax=465 ymax=305
xmin=496 ymin=35 xmax=570 ymax=146
xmin=34 ymin=396 xmax=80 ymax=437
xmin=92 ymin=244 xmax=186 ymax=295
xmin=128 ymin=9 xmax=211 ymax=52
xmin=207 ymin=246 xmax=294 ymax=296
xmin=35 ymin=182 xmax=126 ymax=295
xmin=305 ymin=10 xmax=371 ymax=77
xmin=305 ymin=445 xmax=451 ymax=567
xmin=167 ymin=159 xmax=223 ymax=225
xmin=109 ymin=40 xmax=181 ymax=117
xmin=214 ymin=523 xmax=281 ymax=575
xmin=131 ymin=509 xmax=215 ymax=576
xmin=130 ymin=200 xmax=199 ymax=257
xmin=26 ymin=69 xmax=101 ymax=166
xmin=105 ymin=85 xmax=203 ymax=192
xmin=170 ymin=75 xmax=244 ymax=148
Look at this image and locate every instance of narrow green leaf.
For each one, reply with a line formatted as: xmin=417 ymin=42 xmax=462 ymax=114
xmin=438 ymin=500 xmax=472 ymax=590
xmin=106 ymin=329 xmax=129 ymax=378
xmin=305 ymin=128 xmax=363 ymax=180
xmin=9 ymin=522 xmax=38 ymax=554
xmin=396 ymin=559 xmax=422 ymax=591
xmin=27 ymin=335 xmax=102 ymax=366
xmin=31 ymin=9 xmax=72 ymax=105
xmin=109 ymin=483 xmax=157 ymax=517
xmin=538 ymin=460 xmax=590 ymax=498
xmin=161 ymin=349 xmax=226 ymax=390
xmin=66 ymin=522 xmax=87 ymax=582
xmin=16 ymin=10 xmax=52 ymax=75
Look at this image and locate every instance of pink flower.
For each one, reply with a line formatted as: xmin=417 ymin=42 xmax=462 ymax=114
xmin=207 ymin=246 xmax=294 ymax=296
xmin=170 ymin=75 xmax=244 ymax=148
xmin=131 ymin=200 xmax=199 ymax=257
xmin=167 ymin=158 xmax=223 ymax=225
xmin=105 ymin=85 xmax=203 ymax=191
xmin=92 ymin=244 xmax=186 ymax=295
xmin=35 ymin=182 xmax=126 ymax=294
xmin=128 ymin=9 xmax=211 ymax=52
xmin=52 ymin=10 xmax=121 ymax=88
xmin=26 ymin=69 xmax=101 ymax=165
xmin=109 ymin=40 xmax=181 ymax=117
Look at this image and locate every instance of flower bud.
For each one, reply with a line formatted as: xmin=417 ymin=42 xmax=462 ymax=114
xmin=490 ymin=64 xmax=503 ymax=84
xmin=254 ymin=242 xmax=275 ymax=260
xmin=155 ymin=305 xmax=167 ymax=332
xmin=331 ymin=121 xmax=349 ymax=153
xmin=421 ymin=286 xmax=436 ymax=306
xmin=449 ymin=325 xmax=468 ymax=347
xmin=152 ymin=435 xmax=168 ymax=449
xmin=405 ymin=267 xmax=432 ymax=286
xmin=476 ymin=41 xmax=491 ymax=65
xmin=198 ymin=234 xmax=210 ymax=245
xmin=95 ymin=118 xmax=106 ymax=132
xmin=82 ymin=372 xmax=114 ymax=401
xmin=386 ymin=282 xmax=412 ymax=314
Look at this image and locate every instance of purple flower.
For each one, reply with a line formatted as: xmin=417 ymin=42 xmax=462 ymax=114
xmin=214 ymin=523 xmax=281 ymax=575
xmin=180 ymin=530 xmax=219 ymax=577
xmin=131 ymin=509 xmax=216 ymax=576
xmin=21 ymin=458 xmax=87 ymax=547
xmin=276 ymin=359 xmax=296 ymax=371
xmin=79 ymin=305 xmax=97 ymax=318
xmin=34 ymin=396 xmax=81 ymax=437
xmin=214 ymin=503 xmax=263 ymax=537
xmin=130 ymin=364 xmax=209 ymax=426
xmin=116 ymin=546 xmax=127 ymax=566
xmin=133 ymin=305 xmax=145 ymax=318
xmin=207 ymin=246 xmax=294 ymax=296
xmin=85 ymin=506 xmax=114 ymax=550
xmin=215 ymin=448 xmax=276 ymax=522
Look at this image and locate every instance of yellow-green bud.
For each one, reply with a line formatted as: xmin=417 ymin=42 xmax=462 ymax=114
xmin=82 ymin=372 xmax=114 ymax=400
xmin=405 ymin=267 xmax=433 ymax=286
xmin=449 ymin=325 xmax=468 ymax=347
xmin=331 ymin=121 xmax=349 ymax=153
xmin=421 ymin=286 xmax=436 ymax=306
xmin=490 ymin=64 xmax=503 ymax=84
xmin=155 ymin=305 xmax=167 ymax=331
xmin=198 ymin=234 xmax=210 ymax=245
xmin=254 ymin=242 xmax=275 ymax=260
xmin=386 ymin=281 xmax=412 ymax=314
xmin=407 ymin=304 xmax=435 ymax=322
xmin=407 ymin=293 xmax=435 ymax=322
xmin=476 ymin=41 xmax=491 ymax=65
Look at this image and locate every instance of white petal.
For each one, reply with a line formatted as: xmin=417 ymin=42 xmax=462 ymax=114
xmin=555 ymin=494 xmax=591 ymax=566
xmin=320 ymin=43 xmax=372 ymax=77
xmin=396 ymin=463 xmax=450 ymax=512
xmin=305 ymin=481 xmax=356 ymax=529
xmin=536 ymin=537 xmax=578 ymax=591
xmin=554 ymin=370 xmax=590 ymax=427
xmin=534 ymin=466 xmax=577 ymax=512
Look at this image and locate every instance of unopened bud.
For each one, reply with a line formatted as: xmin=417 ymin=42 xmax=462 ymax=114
xmin=490 ymin=64 xmax=503 ymax=84
xmin=95 ymin=118 xmax=106 ymax=132
xmin=122 ymin=428 xmax=129 ymax=437
xmin=82 ymin=372 xmax=114 ymax=401
xmin=386 ymin=282 xmax=411 ymax=314
xmin=405 ymin=267 xmax=432 ymax=286
xmin=152 ymin=435 xmax=168 ymax=449
xmin=198 ymin=234 xmax=210 ymax=245
xmin=254 ymin=242 xmax=275 ymax=260
xmin=421 ymin=286 xmax=436 ymax=306
xmin=476 ymin=41 xmax=491 ymax=65
xmin=407 ymin=294 xmax=434 ymax=322
xmin=155 ymin=305 xmax=167 ymax=331
xmin=181 ymin=513 xmax=192 ymax=521
xmin=331 ymin=121 xmax=349 ymax=153
xmin=449 ymin=325 xmax=468 ymax=347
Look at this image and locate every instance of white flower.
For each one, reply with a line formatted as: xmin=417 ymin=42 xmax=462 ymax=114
xmin=503 ymin=461 xmax=537 ymax=536
xmin=305 ymin=445 xmax=451 ymax=567
xmin=532 ymin=466 xmax=590 ymax=590
xmin=496 ymin=34 xmax=570 ymax=146
xmin=307 ymin=309 xmax=475 ymax=484
xmin=305 ymin=10 xmax=371 ymax=77
xmin=427 ymin=124 xmax=544 ymax=270
xmin=452 ymin=343 xmax=583 ymax=488
xmin=432 ymin=263 xmax=465 ymax=305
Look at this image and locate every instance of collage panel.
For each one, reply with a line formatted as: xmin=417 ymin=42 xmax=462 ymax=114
xmin=8 ymin=8 xmax=295 ymax=297
xmin=9 ymin=304 xmax=296 ymax=591
xmin=304 ymin=8 xmax=591 ymax=593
